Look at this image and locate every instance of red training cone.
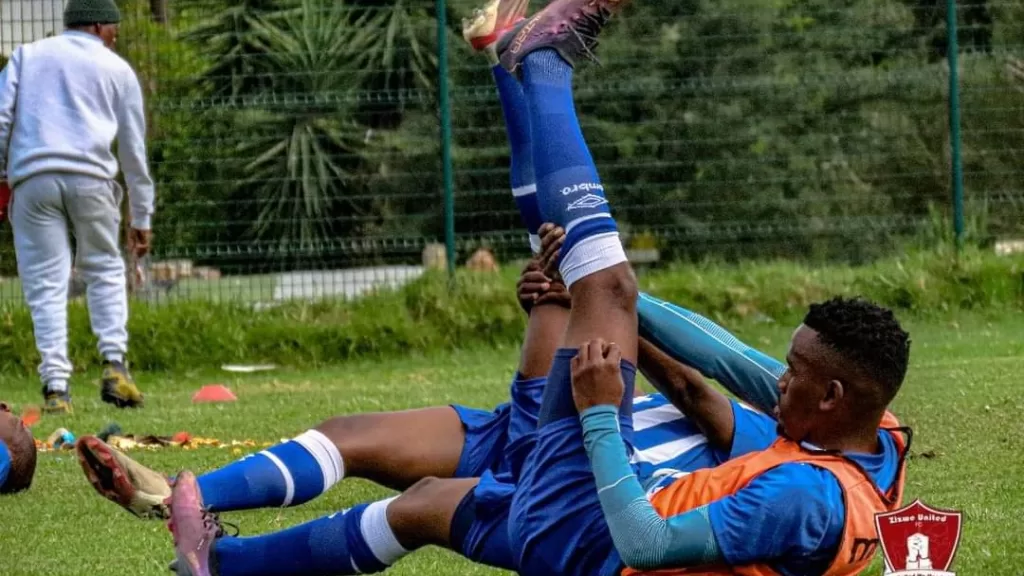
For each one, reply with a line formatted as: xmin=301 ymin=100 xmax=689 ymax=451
xmin=192 ymin=385 xmax=237 ymax=404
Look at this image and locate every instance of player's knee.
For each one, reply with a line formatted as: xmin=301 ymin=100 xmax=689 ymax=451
xmin=578 ymin=264 xmax=638 ymax=310
xmin=388 ymin=477 xmax=443 ymax=525
xmin=387 ymin=477 xmax=452 ymax=548
xmin=314 ymin=413 xmax=375 ymax=450
xmin=399 ymin=476 xmax=447 ymax=502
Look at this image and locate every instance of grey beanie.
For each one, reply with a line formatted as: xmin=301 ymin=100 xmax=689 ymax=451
xmin=64 ymin=0 xmax=121 ymax=27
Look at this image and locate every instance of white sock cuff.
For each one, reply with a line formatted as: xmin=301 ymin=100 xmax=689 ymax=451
xmin=44 ymin=379 xmax=68 ymax=393
xmin=293 ymin=429 xmax=345 ymax=491
xmin=512 ymin=184 xmax=537 ymax=197
xmin=361 ymin=497 xmax=409 ymax=565
xmin=529 ymin=234 xmax=542 ymax=254
xmin=560 ymin=232 xmax=628 ymax=288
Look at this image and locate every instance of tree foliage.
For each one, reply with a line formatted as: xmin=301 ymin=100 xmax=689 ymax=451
xmin=119 ymin=0 xmax=1023 ymax=269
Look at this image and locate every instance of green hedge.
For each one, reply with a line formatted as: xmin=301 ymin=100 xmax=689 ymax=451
xmin=0 ymin=247 xmax=1021 ymax=376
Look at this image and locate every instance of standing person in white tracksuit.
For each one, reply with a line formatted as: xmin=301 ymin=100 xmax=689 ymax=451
xmin=0 ymin=0 xmax=152 ymax=414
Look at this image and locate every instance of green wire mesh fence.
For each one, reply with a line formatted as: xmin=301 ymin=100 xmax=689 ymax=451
xmin=0 ymin=0 xmax=1019 ymax=304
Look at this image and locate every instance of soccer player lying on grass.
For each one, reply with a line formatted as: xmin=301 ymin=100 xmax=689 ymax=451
xmin=0 ymin=402 xmax=37 ymax=494
xmin=485 ymin=4 xmax=914 ymax=575
xmin=108 ymin=0 xmax=908 ymax=573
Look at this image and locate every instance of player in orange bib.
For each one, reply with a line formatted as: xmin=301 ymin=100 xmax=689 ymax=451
xmin=509 ymin=288 xmax=912 ymax=576
xmin=629 ymin=297 xmax=910 ymax=576
xmin=480 ymin=0 xmax=915 ymax=572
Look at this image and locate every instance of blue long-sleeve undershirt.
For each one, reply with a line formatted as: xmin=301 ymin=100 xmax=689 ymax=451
xmin=581 ymin=406 xmax=722 ymax=571
xmin=638 ymin=293 xmax=785 ymax=415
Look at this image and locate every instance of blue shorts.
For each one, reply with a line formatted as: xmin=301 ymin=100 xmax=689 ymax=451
xmin=451 ymin=375 xmax=547 ymax=479
xmin=451 ymin=402 xmax=511 ymax=478
xmin=450 ymin=376 xmax=547 ymax=571
xmin=508 ymin=416 xmax=623 ymax=576
xmin=451 ymin=469 xmax=518 ymax=569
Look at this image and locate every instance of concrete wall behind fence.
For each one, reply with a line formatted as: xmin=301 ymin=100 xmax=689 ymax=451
xmin=1 ymin=0 xmax=64 ymax=55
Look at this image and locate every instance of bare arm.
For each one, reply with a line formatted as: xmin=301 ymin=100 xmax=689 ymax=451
xmin=638 ymin=337 xmax=735 ymax=452
xmin=516 ymin=260 xmax=571 ymax=379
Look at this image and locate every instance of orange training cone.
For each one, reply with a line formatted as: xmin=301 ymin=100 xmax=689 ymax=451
xmin=191 ymin=385 xmax=237 ymax=404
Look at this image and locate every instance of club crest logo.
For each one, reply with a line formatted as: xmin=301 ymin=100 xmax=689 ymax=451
xmin=875 ymin=499 xmax=963 ymax=575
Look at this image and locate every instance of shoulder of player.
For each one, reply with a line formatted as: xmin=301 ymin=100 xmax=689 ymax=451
xmin=754 ymin=463 xmax=844 ymax=509
xmin=747 ymin=464 xmax=845 ymax=544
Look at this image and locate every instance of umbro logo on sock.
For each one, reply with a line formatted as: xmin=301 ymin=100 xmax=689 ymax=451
xmin=561 ymin=182 xmax=604 ymax=195
xmin=567 ymin=193 xmax=609 ymax=211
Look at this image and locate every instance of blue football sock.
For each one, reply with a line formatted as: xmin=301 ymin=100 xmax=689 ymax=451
xmin=521 ymin=49 xmax=627 ymax=286
xmin=493 ymin=65 xmax=542 ymax=252
xmin=215 ymin=498 xmax=409 ymax=576
xmin=537 ymin=350 xmax=637 ymax=446
xmin=198 ymin=430 xmax=343 ymax=512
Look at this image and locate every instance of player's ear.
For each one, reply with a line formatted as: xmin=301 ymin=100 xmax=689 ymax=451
xmin=819 ymin=379 xmax=843 ymax=411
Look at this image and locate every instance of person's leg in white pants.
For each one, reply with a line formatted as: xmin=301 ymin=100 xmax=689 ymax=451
xmin=10 ymin=173 xmax=75 ymax=403
xmin=63 ymin=175 xmax=129 ymax=366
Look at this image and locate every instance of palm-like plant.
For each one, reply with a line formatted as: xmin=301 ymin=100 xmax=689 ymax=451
xmin=343 ymin=0 xmax=440 ymax=128
xmin=182 ymin=0 xmax=447 ymax=257
xmin=232 ymin=0 xmax=378 ymax=253
xmin=180 ymin=0 xmax=289 ymax=102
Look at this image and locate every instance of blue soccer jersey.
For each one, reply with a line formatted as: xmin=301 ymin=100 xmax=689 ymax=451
xmin=632 ymin=393 xmax=715 ymax=492
xmin=0 ymin=440 xmax=11 ymax=488
xmin=705 ymin=401 xmax=902 ymax=576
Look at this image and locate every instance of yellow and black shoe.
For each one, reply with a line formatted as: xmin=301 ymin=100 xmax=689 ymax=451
xmin=42 ymin=387 xmax=73 ymax=415
xmin=100 ymin=361 xmax=144 ymax=408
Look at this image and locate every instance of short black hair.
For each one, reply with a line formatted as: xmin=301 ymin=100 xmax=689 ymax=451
xmin=803 ymin=296 xmax=911 ymax=408
xmin=0 ymin=427 xmax=37 ymax=494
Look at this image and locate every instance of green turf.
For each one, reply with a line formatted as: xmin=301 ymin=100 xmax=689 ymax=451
xmin=0 ymin=312 xmax=1021 ymax=575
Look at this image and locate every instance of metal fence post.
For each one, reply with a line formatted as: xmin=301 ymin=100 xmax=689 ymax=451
xmin=436 ymin=0 xmax=457 ymax=280
xmin=946 ymin=0 xmax=965 ymax=252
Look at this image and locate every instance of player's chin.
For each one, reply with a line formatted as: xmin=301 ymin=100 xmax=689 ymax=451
xmin=775 ymin=414 xmax=798 ymax=440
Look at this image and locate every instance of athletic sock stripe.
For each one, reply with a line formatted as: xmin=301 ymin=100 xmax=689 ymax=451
xmin=293 ymin=430 xmax=344 ymax=489
xmin=565 ymin=212 xmax=612 ymax=235
xmin=259 ymin=450 xmax=295 ymax=507
xmin=512 ymin=183 xmax=538 ymax=197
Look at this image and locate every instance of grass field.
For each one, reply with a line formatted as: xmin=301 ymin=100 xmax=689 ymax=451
xmin=0 ymin=311 xmax=1021 ymax=576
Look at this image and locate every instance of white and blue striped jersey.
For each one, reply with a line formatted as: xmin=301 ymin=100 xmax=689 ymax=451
xmin=630 ymin=393 xmax=766 ymax=497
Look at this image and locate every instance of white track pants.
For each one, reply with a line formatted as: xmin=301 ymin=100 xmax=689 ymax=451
xmin=10 ymin=172 xmax=128 ymax=388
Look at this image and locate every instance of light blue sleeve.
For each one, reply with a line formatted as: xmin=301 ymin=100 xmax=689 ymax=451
xmin=581 ymin=406 xmax=723 ymax=570
xmin=0 ymin=47 xmax=21 ymax=179
xmin=0 ymin=441 xmax=11 ymax=489
xmin=638 ymin=293 xmax=785 ymax=415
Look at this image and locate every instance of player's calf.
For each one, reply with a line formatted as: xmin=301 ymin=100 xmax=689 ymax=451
xmin=168 ymin=472 xmax=478 ymax=576
xmin=497 ymin=0 xmax=633 ymax=292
